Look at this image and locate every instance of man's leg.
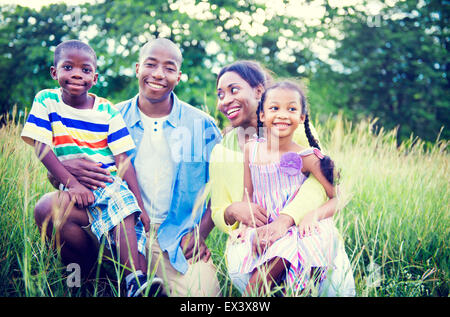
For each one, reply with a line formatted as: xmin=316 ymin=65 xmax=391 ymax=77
xmin=147 ymin=225 xmax=221 ymax=297
xmin=34 ymin=191 xmax=98 ymax=277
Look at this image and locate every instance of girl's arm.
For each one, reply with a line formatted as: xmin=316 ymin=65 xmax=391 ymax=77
xmin=115 ymin=152 xmax=150 ymax=231
xmin=297 ymin=155 xmax=337 ymax=236
xmin=242 ymin=142 xmax=253 ymax=203
xmin=35 ymin=141 xmax=94 ymax=207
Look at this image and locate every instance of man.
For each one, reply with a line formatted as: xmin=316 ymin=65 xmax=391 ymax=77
xmin=34 ymin=38 xmax=222 ymax=296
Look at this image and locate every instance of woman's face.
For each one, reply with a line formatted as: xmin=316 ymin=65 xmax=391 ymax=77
xmin=216 ymin=71 xmax=263 ymax=129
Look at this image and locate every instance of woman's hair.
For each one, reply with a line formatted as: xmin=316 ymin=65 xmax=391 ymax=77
xmin=216 ymin=60 xmax=273 ymax=89
xmin=258 ymin=80 xmax=338 ymax=185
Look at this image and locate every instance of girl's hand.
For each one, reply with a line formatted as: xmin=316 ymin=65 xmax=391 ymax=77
xmin=252 ymin=215 xmax=294 ymax=255
xmin=67 ymin=182 xmax=95 ymax=208
xmin=298 ymin=211 xmax=320 ymax=238
xmin=61 ymin=158 xmax=113 ymax=190
xmin=225 ymin=201 xmax=268 ymax=228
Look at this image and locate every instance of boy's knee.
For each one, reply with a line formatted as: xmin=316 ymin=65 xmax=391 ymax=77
xmin=34 ymin=192 xmax=56 ymax=227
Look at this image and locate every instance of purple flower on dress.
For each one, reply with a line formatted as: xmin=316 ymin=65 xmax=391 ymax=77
xmin=280 ymin=152 xmax=303 ymax=176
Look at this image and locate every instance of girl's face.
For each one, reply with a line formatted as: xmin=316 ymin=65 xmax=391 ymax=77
xmin=216 ymin=71 xmax=263 ymax=129
xmin=259 ymin=88 xmax=306 ymax=138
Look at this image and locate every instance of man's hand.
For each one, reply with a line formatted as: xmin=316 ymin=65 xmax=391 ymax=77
xmin=180 ymin=229 xmax=211 ymax=264
xmin=60 ymin=158 xmax=113 ymax=190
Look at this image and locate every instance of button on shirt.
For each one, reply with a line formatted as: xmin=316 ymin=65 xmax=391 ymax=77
xmin=135 ymin=110 xmax=173 ymax=224
xmin=116 ymin=93 xmax=222 ymax=274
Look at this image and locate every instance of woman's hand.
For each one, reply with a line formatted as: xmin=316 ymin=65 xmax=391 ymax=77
xmin=224 ymin=201 xmax=268 ymax=228
xmin=60 ymin=158 xmax=113 ymax=190
xmin=252 ymin=214 xmax=294 ymax=255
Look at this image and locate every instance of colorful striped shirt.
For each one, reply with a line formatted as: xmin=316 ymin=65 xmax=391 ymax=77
xmin=21 ymin=89 xmax=135 ymax=175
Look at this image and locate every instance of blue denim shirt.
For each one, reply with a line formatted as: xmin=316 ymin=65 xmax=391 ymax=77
xmin=116 ymin=93 xmax=222 ymax=274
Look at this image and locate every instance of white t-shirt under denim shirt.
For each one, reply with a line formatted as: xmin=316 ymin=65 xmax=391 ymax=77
xmin=134 ymin=109 xmax=173 ymax=224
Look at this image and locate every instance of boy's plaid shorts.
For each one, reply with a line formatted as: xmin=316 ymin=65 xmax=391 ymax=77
xmin=88 ymin=176 xmax=147 ymax=257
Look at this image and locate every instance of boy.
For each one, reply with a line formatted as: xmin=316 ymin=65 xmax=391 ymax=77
xmin=21 ymin=40 xmax=161 ymax=297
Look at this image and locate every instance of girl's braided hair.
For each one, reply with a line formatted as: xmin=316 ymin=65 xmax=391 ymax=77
xmin=258 ymin=80 xmax=338 ymax=185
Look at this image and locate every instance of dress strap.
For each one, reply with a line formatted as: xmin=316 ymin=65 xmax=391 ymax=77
xmin=299 ymin=147 xmax=325 ymax=159
xmin=249 ymin=140 xmax=260 ymax=164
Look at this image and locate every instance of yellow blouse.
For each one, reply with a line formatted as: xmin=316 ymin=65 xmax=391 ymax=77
xmin=210 ymin=123 xmax=328 ymax=235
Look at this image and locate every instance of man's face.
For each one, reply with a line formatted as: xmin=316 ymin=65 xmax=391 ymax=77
xmin=136 ymin=44 xmax=181 ymax=105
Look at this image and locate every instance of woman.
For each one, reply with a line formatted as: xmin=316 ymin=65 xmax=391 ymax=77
xmin=209 ymin=60 xmax=355 ymax=296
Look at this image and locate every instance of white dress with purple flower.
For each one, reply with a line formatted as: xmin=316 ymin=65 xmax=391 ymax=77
xmin=226 ymin=140 xmax=340 ymax=292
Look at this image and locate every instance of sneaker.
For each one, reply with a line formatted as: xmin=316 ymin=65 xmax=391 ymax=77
xmin=127 ymin=274 xmax=166 ymax=297
xmin=147 ymin=277 xmax=166 ymax=297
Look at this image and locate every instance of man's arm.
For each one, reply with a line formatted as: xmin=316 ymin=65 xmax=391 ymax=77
xmin=48 ymin=158 xmax=113 ymax=190
xmin=35 ymin=141 xmax=94 ymax=207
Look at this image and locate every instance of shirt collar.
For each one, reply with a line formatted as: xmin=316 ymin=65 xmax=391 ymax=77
xmin=130 ymin=92 xmax=181 ymax=128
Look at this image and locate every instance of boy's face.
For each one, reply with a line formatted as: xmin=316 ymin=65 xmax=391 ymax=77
xmin=136 ymin=44 xmax=181 ymax=105
xmin=50 ymin=48 xmax=98 ymax=98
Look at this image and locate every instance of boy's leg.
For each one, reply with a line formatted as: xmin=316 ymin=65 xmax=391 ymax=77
xmin=34 ymin=191 xmax=98 ymax=277
xmin=113 ymin=214 xmax=146 ymax=274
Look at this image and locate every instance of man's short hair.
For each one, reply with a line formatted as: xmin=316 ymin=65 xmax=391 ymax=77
xmin=139 ymin=38 xmax=183 ymax=67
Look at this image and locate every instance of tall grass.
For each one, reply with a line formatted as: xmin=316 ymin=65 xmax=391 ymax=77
xmin=0 ymin=108 xmax=448 ymax=296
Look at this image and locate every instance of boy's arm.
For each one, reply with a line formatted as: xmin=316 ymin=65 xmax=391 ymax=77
xmin=35 ymin=141 xmax=94 ymax=207
xmin=114 ymin=152 xmax=150 ymax=231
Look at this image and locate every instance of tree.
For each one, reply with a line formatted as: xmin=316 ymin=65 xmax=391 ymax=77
xmin=315 ymin=0 xmax=449 ymax=141
xmin=0 ymin=4 xmax=78 ymax=117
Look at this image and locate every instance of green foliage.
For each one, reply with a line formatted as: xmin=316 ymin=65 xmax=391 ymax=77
xmin=0 ymin=0 xmax=447 ymax=141
xmin=0 ymin=4 xmax=77 ymax=115
xmin=314 ymin=0 xmax=449 ymax=141
xmin=1 ymin=111 xmax=448 ymax=296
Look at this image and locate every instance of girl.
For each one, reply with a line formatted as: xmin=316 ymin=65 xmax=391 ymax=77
xmin=226 ymin=80 xmax=341 ymax=295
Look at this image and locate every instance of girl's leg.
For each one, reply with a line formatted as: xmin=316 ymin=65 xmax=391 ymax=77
xmin=113 ymin=214 xmax=147 ymax=275
xmin=244 ymin=257 xmax=289 ymax=296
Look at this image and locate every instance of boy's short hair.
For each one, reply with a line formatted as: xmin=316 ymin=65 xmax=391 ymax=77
xmin=54 ymin=40 xmax=97 ymax=68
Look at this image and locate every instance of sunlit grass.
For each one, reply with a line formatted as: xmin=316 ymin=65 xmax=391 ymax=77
xmin=0 ymin=108 xmax=448 ymax=296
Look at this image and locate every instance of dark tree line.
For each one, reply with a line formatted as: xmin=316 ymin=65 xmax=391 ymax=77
xmin=0 ymin=0 xmax=447 ymax=141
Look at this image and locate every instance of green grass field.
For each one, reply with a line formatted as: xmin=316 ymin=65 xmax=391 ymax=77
xmin=0 ymin=109 xmax=448 ymax=297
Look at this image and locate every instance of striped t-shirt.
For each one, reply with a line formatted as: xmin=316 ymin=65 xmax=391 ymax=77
xmin=21 ymin=89 xmax=135 ymax=175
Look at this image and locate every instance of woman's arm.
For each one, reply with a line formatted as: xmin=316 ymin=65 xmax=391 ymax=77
xmin=210 ymin=143 xmax=267 ymax=234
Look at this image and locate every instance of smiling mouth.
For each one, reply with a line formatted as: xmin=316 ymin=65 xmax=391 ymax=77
xmin=225 ymin=107 xmax=241 ymax=119
xmin=146 ymin=82 xmax=166 ymax=89
xmin=273 ymin=122 xmax=291 ymax=130
xmin=67 ymin=82 xmax=85 ymax=87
